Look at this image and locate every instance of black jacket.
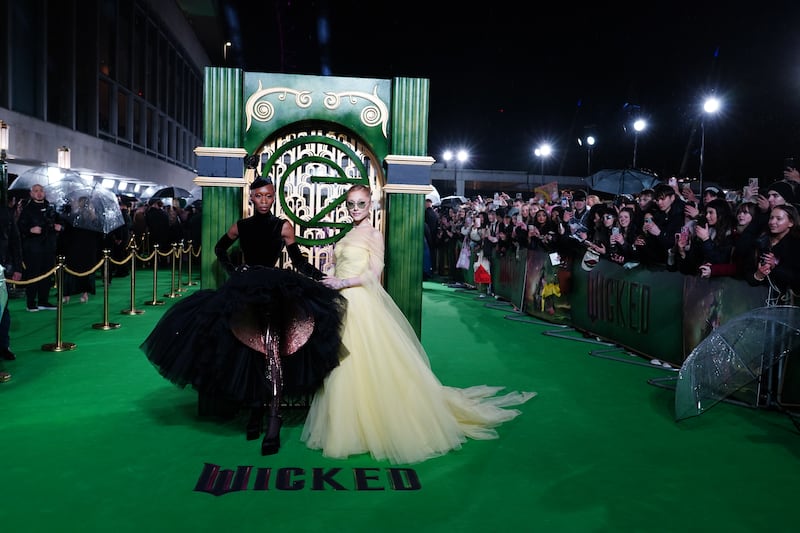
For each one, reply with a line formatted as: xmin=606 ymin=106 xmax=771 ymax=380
xmin=0 ymin=206 xmax=23 ymax=274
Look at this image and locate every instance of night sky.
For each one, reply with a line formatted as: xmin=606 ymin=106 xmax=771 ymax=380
xmin=215 ymin=1 xmax=800 ymax=187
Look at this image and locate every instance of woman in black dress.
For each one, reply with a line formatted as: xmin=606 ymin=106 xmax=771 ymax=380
xmin=140 ymin=176 xmax=345 ymax=455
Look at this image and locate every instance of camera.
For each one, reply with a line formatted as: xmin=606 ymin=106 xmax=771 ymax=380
xmin=644 ymin=216 xmax=653 ymax=225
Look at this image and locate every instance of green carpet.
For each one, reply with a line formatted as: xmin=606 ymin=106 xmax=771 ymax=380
xmin=1 ymin=272 xmax=797 ymax=532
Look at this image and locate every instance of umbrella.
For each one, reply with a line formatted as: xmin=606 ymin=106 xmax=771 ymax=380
xmin=56 ymin=183 xmax=126 ymax=234
xmin=440 ymin=195 xmax=468 ymax=210
xmin=675 ymin=306 xmax=800 ymax=421
xmin=141 ymin=186 xmax=193 ymax=200
xmin=585 ymin=168 xmax=660 ymax=196
xmin=426 ymin=186 xmax=441 ymax=206
xmin=9 ymin=165 xmax=89 ymax=192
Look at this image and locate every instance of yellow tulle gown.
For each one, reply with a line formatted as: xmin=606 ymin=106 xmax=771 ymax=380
xmin=301 ymin=225 xmax=536 ymax=464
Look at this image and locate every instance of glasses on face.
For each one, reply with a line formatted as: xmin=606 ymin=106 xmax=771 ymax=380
xmin=346 ymin=200 xmax=369 ymax=210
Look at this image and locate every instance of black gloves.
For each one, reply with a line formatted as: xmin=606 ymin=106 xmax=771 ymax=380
xmin=287 ymin=242 xmax=325 ymax=281
xmin=214 ymin=233 xmax=237 ymax=274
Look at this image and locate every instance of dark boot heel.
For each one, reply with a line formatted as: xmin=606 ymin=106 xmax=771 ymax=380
xmin=246 ymin=408 xmax=264 ymax=441
xmin=261 ymin=416 xmax=282 ymax=455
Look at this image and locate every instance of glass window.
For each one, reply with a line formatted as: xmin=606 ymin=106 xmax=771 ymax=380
xmin=98 ymin=0 xmax=116 ymax=78
xmin=99 ymin=79 xmax=112 ymax=134
xmin=117 ymin=90 xmax=128 ymax=139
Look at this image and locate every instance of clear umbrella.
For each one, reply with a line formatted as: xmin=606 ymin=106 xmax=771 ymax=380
xmin=57 ymin=184 xmax=125 ymax=234
xmin=675 ymin=305 xmax=800 ymax=421
xmin=9 ymin=165 xmax=89 ymax=193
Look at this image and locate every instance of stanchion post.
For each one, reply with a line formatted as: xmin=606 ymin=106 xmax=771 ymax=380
xmin=92 ymin=249 xmax=120 ymax=330
xmin=176 ymin=240 xmax=186 ymax=293
xmin=144 ymin=244 xmax=164 ymax=306
xmin=42 ymin=256 xmax=76 ymax=352
xmin=164 ymin=242 xmax=181 ymax=298
xmin=184 ymin=239 xmax=198 ymax=286
xmin=122 ymin=246 xmax=144 ymax=315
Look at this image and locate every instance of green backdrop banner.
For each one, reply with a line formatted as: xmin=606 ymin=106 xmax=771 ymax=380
xmin=490 ymin=248 xmax=771 ymax=366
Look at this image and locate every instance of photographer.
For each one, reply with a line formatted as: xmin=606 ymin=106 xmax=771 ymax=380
xmin=17 ymin=184 xmax=63 ymax=311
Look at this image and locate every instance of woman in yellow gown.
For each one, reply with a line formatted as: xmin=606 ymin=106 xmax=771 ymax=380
xmin=301 ymin=185 xmax=536 ymax=464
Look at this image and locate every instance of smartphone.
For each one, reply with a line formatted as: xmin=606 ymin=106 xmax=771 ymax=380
xmin=561 ymin=197 xmax=569 ymax=208
xmin=669 ymin=177 xmax=677 ymax=186
xmin=611 ymin=227 xmax=620 ymax=236
xmin=749 ymin=177 xmax=759 ymax=189
xmin=644 ymin=216 xmax=654 ymax=225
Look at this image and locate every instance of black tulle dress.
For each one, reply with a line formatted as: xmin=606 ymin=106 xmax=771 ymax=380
xmin=140 ymin=212 xmax=346 ymax=411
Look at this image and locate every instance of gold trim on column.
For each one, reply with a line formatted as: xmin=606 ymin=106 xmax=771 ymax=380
xmin=194 ymin=147 xmax=248 ymax=158
xmin=193 ymin=177 xmax=248 ymax=187
xmin=383 ymin=183 xmax=434 ymax=195
xmin=384 ymin=155 xmax=435 ymax=166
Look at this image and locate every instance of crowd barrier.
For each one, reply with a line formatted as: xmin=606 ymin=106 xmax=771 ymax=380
xmin=3 ymin=240 xmax=200 ymax=352
xmin=455 ymin=241 xmax=800 ymax=409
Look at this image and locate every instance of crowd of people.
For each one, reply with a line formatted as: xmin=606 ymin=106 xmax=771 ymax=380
xmin=0 ymin=183 xmax=203 ymax=383
xmin=426 ymin=162 xmax=800 ymax=306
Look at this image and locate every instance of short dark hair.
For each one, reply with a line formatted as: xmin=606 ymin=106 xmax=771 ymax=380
xmin=653 ymin=183 xmax=675 ymax=199
xmin=250 ymin=176 xmax=273 ymax=189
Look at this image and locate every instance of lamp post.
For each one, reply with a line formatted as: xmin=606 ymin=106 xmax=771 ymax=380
xmin=632 ymin=119 xmax=646 ymax=168
xmin=699 ymin=96 xmax=720 ymax=195
xmin=0 ymin=120 xmax=9 ymax=207
xmin=223 ymin=41 xmax=232 ymax=63
xmin=577 ymin=135 xmax=596 ymax=175
xmin=534 ymin=143 xmax=552 ymax=182
xmin=443 ymin=149 xmax=468 ymax=196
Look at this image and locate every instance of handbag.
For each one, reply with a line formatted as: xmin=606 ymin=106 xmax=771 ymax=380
xmin=456 ymin=240 xmax=471 ymax=270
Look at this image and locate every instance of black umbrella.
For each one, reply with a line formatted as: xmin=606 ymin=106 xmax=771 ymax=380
xmin=586 ymin=168 xmax=660 ymax=196
xmin=141 ymin=186 xmax=194 ymax=200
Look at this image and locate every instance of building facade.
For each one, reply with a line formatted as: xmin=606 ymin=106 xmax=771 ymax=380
xmin=0 ymin=0 xmax=207 ymax=195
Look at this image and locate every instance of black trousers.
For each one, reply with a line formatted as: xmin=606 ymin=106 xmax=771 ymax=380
xmin=23 ymin=245 xmax=56 ymax=307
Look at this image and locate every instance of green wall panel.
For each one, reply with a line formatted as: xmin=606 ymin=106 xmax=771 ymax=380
xmin=385 ymin=193 xmax=425 ymax=336
xmin=390 ymin=77 xmax=430 ymax=157
xmin=200 ymin=186 xmax=243 ymax=289
xmin=203 ymin=67 xmax=244 ymax=147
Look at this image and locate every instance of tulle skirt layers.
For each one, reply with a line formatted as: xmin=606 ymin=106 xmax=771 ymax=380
xmin=140 ymin=267 xmax=346 ymax=408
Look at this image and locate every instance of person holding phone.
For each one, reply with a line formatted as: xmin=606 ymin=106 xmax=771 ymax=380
xmin=585 ymin=205 xmax=618 ymax=258
xmin=782 ymin=157 xmax=800 ymax=194
xmin=747 ymin=204 xmax=800 ymax=302
xmin=640 ymin=183 xmax=686 ymax=267
xmin=608 ymin=207 xmax=641 ymax=265
xmin=677 ymin=198 xmax=735 ymax=277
